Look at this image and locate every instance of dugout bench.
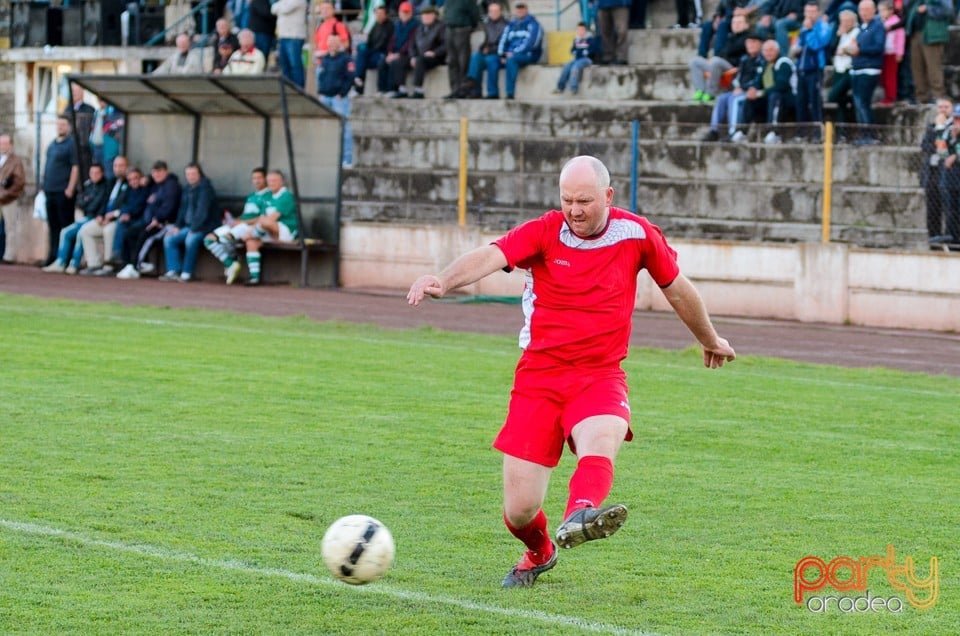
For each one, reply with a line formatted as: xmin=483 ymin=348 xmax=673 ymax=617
xmin=67 ymin=74 xmax=346 ymax=287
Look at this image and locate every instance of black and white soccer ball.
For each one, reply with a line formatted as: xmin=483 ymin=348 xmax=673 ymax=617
xmin=321 ymin=515 xmax=395 ymax=585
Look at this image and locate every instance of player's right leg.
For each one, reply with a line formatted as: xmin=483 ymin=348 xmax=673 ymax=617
xmin=501 ymin=455 xmax=556 ymax=588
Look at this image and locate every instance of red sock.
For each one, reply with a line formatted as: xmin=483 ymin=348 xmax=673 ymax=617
xmin=564 ymin=455 xmax=614 ymax=519
xmin=504 ymin=509 xmax=553 ymax=564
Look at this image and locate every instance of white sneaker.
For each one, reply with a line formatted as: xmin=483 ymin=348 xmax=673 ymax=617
xmin=178 ymin=273 xmax=192 ymax=282
xmin=730 ymin=130 xmax=747 ymax=143
xmin=225 ymin=260 xmax=242 ymax=285
xmin=763 ymin=131 xmax=782 ymax=144
xmin=116 ymin=264 xmax=140 ymax=279
xmin=42 ymin=261 xmax=65 ymax=273
xmin=65 ymin=265 xmax=78 ymax=275
xmin=139 ymin=262 xmax=155 ymax=274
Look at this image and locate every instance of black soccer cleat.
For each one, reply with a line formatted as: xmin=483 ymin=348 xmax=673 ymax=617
xmin=501 ymin=541 xmax=559 ymax=588
xmin=555 ymin=504 xmax=628 ymax=550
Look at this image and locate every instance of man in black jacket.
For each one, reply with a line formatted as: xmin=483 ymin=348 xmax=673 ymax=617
xmin=443 ymin=0 xmax=481 ymax=98
xmin=248 ymin=0 xmax=278 ymax=58
xmin=354 ymin=4 xmax=394 ymax=95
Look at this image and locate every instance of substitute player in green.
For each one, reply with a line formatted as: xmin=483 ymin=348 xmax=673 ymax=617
xmin=204 ymin=166 xmax=270 ymax=284
xmin=407 ymin=156 xmax=735 ymax=588
xmin=204 ymin=168 xmax=298 ymax=286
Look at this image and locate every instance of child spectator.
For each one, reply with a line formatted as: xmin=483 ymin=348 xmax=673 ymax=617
xmin=878 ymin=0 xmax=905 ymax=105
xmin=553 ymin=22 xmax=599 ymax=95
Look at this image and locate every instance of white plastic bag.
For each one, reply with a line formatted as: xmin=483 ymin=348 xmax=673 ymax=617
xmin=33 ymin=190 xmax=47 ymax=221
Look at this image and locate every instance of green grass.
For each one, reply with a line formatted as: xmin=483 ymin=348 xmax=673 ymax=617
xmin=0 ymin=293 xmax=956 ymax=635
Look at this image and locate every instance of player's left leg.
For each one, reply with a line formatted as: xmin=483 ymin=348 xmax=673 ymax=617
xmin=556 ymin=413 xmax=630 ymax=549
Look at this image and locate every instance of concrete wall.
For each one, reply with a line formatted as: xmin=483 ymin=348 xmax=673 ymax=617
xmin=340 ymin=222 xmax=960 ymax=332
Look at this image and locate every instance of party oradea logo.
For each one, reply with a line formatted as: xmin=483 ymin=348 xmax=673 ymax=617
xmin=794 ymin=545 xmax=938 ymax=613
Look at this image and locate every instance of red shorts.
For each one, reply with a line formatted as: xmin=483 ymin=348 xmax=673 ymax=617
xmin=493 ymin=357 xmax=633 ymax=468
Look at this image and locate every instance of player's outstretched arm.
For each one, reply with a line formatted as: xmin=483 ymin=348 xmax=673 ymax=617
xmin=660 ymin=273 xmax=737 ymax=369
xmin=407 ymin=245 xmax=509 ymax=306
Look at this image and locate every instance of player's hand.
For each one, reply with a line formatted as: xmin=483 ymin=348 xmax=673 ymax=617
xmin=702 ymin=337 xmax=736 ymax=369
xmin=406 ymin=274 xmax=443 ymax=306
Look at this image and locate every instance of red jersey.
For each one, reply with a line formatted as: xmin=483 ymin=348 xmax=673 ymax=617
xmin=493 ymin=207 xmax=680 ymax=369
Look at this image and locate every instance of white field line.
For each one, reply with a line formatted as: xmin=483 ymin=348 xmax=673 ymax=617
xmin=3 ymin=304 xmax=958 ymax=399
xmin=0 ymin=519 xmax=657 ymax=636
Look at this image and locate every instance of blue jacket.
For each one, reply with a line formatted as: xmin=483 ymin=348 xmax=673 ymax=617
xmin=796 ymin=19 xmax=834 ymax=72
xmin=119 ymin=185 xmax=148 ymax=222
xmin=175 ymin=176 xmax=220 ymax=234
xmin=596 ymin=0 xmax=631 ymax=9
xmin=318 ymin=51 xmax=355 ymax=97
xmin=498 ymin=14 xmax=543 ymax=58
xmin=852 ymin=16 xmax=885 ymax=70
xmin=143 ymin=174 xmax=181 ymax=225
xmin=570 ymin=34 xmax=599 ymax=60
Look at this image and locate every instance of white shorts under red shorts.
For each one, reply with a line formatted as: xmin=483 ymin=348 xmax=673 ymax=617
xmin=493 ymin=356 xmax=634 ymax=468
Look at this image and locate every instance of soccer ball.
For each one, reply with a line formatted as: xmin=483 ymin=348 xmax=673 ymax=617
xmin=321 ymin=515 xmax=395 ymax=585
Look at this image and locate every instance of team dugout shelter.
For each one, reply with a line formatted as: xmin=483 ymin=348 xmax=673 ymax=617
xmin=67 ymin=74 xmax=343 ymax=287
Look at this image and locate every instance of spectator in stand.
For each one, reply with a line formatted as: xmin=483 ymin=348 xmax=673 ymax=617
xmin=0 ymin=134 xmax=26 ymax=265
xmin=936 ymin=104 xmax=960 ymax=244
xmin=463 ymin=1 xmax=509 ymax=98
xmin=878 ymin=0 xmax=905 ymax=105
xmin=354 ymin=4 xmax=394 ymax=95
xmin=77 ymin=155 xmax=130 ymax=275
xmin=701 ymin=31 xmax=764 ymax=141
xmin=318 ymin=34 xmax=356 ymax=167
xmin=229 ymin=0 xmax=250 ymax=29
xmin=248 ymin=0 xmax=277 ymax=59
xmin=154 ymin=33 xmax=205 ymax=75
xmin=792 ymin=1 xmax=833 ymax=142
xmin=204 ymin=167 xmax=270 ymax=285
xmin=116 ymin=161 xmax=181 ymax=279
xmin=921 ymin=98 xmax=953 ymax=243
xmin=225 ymin=29 xmax=267 ymax=75
xmin=674 ymin=0 xmax=704 ymax=28
xmin=743 ymin=39 xmax=797 ymax=144
xmin=161 ymin=163 xmax=220 ymax=282
xmin=496 ymin=1 xmax=544 ymax=100
xmin=213 ymin=38 xmax=238 ymax=74
xmin=89 ymin=99 xmax=123 ymax=180
xmin=443 ymin=0 xmax=481 ymax=99
xmin=42 ymin=163 xmax=110 ymax=275
xmin=688 ymin=13 xmax=750 ymax=104
xmin=596 ymin=0 xmax=631 ymax=65
xmin=41 ymin=116 xmax=80 ymax=267
xmin=67 ymin=84 xmax=96 ymax=181
xmin=396 ymin=5 xmax=446 ymax=99
xmin=553 ymin=22 xmax=599 ymax=95
xmin=905 ymin=0 xmax=952 ymax=104
xmin=827 ymin=9 xmax=861 ymax=140
xmin=379 ymin=2 xmax=419 ymax=96
xmin=698 ymin=0 xmax=761 ymax=59
xmin=214 ymin=18 xmax=240 ymax=48
xmin=271 ymin=0 xmax=307 ymax=88
xmin=314 ymin=0 xmax=352 ymax=63
xmin=848 ymin=0 xmax=885 ymax=144
xmin=756 ymin=0 xmax=806 ymax=55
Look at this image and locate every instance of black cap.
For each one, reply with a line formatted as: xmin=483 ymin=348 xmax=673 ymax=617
xmin=745 ymin=31 xmax=762 ymax=41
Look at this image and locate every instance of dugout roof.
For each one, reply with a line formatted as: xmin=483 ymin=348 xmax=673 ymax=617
xmin=66 ymin=74 xmax=343 ymax=286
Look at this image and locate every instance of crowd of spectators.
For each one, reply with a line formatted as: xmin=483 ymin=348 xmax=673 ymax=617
xmin=4 ymin=0 xmax=960 ymax=268
xmin=691 ymin=0 xmax=956 ymax=145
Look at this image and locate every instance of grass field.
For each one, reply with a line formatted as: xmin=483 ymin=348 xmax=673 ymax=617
xmin=0 ymin=293 xmax=956 ymax=635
